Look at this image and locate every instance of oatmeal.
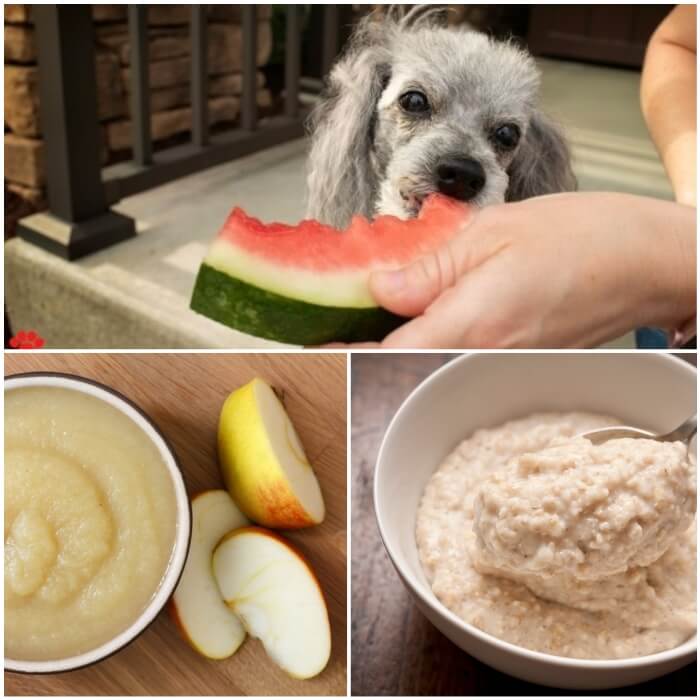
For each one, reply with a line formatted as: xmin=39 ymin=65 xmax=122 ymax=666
xmin=474 ymin=437 xmax=695 ymax=580
xmin=415 ymin=413 xmax=697 ymax=659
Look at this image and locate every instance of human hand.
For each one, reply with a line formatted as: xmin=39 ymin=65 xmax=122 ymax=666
xmin=354 ymin=192 xmax=695 ymax=348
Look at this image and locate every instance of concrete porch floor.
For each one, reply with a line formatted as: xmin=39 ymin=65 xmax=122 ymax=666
xmin=6 ymin=59 xmax=673 ymax=349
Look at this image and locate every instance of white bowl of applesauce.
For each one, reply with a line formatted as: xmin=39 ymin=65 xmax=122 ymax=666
xmin=4 ymin=372 xmax=191 ymax=673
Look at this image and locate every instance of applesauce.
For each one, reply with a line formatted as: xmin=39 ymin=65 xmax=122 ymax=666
xmin=5 ymin=385 xmax=177 ymax=661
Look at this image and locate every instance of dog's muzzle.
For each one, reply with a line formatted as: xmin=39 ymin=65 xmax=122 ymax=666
xmin=436 ymin=157 xmax=486 ymax=201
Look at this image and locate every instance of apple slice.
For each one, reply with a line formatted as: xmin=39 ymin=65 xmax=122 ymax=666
xmin=213 ymin=527 xmax=332 ymax=679
xmin=170 ymin=490 xmax=249 ymax=659
xmin=218 ymin=378 xmax=325 ymax=529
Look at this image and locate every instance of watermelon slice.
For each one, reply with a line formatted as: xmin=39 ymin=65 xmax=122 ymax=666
xmin=190 ymin=195 xmax=470 ymax=345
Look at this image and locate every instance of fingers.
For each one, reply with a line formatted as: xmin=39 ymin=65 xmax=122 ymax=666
xmin=369 ymin=233 xmax=470 ymax=317
xmin=380 ymin=285 xmax=473 ymax=348
xmin=379 ymin=259 xmax=518 ymax=349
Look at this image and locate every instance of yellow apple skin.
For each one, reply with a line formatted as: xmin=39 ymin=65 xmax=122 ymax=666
xmin=218 ymin=379 xmax=323 ymax=529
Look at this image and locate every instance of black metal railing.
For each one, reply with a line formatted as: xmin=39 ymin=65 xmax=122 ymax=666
xmin=16 ymin=5 xmax=342 ymax=260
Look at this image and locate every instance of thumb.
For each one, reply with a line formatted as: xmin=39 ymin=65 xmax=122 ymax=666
xmin=369 ymin=236 xmax=469 ymax=317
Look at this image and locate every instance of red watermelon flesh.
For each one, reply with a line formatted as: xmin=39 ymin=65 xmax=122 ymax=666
xmin=191 ymin=195 xmax=470 ymax=344
xmin=218 ymin=194 xmax=468 ymax=269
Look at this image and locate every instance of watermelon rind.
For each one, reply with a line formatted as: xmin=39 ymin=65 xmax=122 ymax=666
xmin=190 ymin=263 xmax=405 ymax=345
xmin=206 ymin=239 xmax=377 ymax=308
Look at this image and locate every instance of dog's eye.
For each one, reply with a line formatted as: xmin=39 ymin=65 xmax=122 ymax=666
xmin=492 ymin=123 xmax=521 ymax=150
xmin=399 ymin=91 xmax=430 ymax=114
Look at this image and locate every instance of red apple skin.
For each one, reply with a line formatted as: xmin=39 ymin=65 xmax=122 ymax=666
xmin=169 ymin=490 xmax=248 ymax=660
xmin=168 ymin=598 xmax=205 ymax=657
xmin=217 ymin=526 xmax=324 ymax=586
xmin=217 ymin=379 xmax=325 ymax=531
xmin=218 ymin=455 xmax=319 ymax=529
xmin=244 ymin=481 xmax=315 ymax=529
xmin=216 ymin=525 xmax=332 ymax=638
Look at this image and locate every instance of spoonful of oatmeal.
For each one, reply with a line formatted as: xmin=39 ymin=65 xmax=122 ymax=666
xmin=472 ymin=432 xmax=696 ymax=582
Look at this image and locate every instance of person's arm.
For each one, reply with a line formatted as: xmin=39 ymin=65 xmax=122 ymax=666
xmin=359 ymin=193 xmax=696 ymax=349
xmin=641 ymin=5 xmax=697 ymax=206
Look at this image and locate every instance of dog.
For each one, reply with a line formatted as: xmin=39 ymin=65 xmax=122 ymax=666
xmin=306 ymin=6 xmax=576 ymax=227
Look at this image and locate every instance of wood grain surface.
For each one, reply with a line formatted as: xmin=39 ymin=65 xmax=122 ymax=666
xmin=351 ymin=352 xmax=696 ymax=697
xmin=5 ymin=352 xmax=347 ymax=697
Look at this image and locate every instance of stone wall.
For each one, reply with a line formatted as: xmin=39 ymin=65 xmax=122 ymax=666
xmin=4 ymin=4 xmax=274 ymax=235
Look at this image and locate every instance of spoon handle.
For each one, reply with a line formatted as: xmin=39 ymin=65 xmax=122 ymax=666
xmin=660 ymin=414 xmax=697 ymax=444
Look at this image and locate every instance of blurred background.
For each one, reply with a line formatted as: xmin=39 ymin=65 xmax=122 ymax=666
xmin=4 ymin=4 xmax=674 ymax=348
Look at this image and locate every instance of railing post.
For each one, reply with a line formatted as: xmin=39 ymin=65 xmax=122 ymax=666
xmin=129 ymin=6 xmax=152 ymax=165
xmin=241 ymin=6 xmax=258 ymax=131
xmin=191 ymin=6 xmax=209 ymax=147
xmin=15 ymin=5 xmax=135 ymax=261
xmin=322 ymin=6 xmax=340 ymax=77
xmin=285 ymin=6 xmax=301 ymax=118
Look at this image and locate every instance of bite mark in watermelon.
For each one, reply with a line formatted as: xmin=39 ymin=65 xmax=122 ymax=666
xmin=190 ymin=195 xmax=470 ymax=345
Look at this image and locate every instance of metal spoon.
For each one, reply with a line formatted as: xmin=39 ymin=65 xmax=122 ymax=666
xmin=580 ymin=414 xmax=697 ymax=446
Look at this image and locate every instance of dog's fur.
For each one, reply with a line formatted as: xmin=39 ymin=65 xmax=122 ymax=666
xmin=306 ymin=6 xmax=576 ymax=227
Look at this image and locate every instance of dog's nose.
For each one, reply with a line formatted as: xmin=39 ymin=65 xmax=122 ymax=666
xmin=436 ymin=158 xmax=486 ymax=201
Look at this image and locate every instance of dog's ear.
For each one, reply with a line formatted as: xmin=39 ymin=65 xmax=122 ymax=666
xmin=306 ymin=16 xmax=391 ymax=227
xmin=505 ymin=113 xmax=577 ymax=201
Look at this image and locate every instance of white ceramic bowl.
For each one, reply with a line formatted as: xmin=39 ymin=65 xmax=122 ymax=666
xmin=374 ymin=353 xmax=697 ymax=689
xmin=4 ymin=372 xmax=192 ymax=674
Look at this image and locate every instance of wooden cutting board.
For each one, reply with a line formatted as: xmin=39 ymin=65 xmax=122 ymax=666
xmin=5 ymin=352 xmax=347 ymax=696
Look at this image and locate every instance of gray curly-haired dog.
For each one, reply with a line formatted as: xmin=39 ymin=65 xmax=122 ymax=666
xmin=306 ymin=6 xmax=576 ymax=227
